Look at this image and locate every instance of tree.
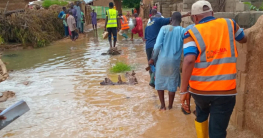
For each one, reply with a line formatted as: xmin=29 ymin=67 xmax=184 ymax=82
xmin=122 ymin=0 xmax=140 ymax=9
xmin=113 ymin=0 xmax=122 ymax=14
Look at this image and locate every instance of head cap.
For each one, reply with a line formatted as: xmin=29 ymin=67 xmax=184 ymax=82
xmin=153 ymin=6 xmax=157 ymax=9
xmin=191 ymin=0 xmax=213 ymax=15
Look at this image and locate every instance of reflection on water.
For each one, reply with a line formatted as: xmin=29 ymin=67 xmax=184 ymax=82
xmin=0 ymin=29 xmax=196 ymax=138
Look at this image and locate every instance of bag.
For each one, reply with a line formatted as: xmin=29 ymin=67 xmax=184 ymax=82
xmin=128 ymin=18 xmax=135 ymax=31
xmin=102 ymin=31 xmax=108 ymax=39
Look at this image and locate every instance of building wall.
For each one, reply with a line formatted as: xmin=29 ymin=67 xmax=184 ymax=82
xmin=93 ymin=0 xmax=114 ymax=7
xmin=0 ymin=0 xmax=30 ymax=11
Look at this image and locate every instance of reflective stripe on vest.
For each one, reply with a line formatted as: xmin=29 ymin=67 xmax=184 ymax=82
xmin=188 ymin=18 xmax=238 ymax=91
xmin=121 ymin=16 xmax=129 ymax=30
xmin=106 ymin=9 xmax=118 ymax=28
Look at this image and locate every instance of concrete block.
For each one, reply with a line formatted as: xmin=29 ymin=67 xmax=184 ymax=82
xmin=183 ymin=3 xmax=188 ymax=9
xmin=184 ymin=0 xmax=195 ymax=4
xmin=235 ymin=12 xmax=255 ymax=28
xmin=236 ymin=2 xmax=250 ymax=12
xmin=214 ymin=12 xmax=236 ymax=19
xmin=177 ymin=2 xmax=183 ymax=12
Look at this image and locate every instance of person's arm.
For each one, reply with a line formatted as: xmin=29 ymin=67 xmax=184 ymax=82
xmin=58 ymin=12 xmax=63 ymax=19
xmin=160 ymin=18 xmax=171 ymax=26
xmin=73 ymin=19 xmax=76 ymax=30
xmin=233 ymin=20 xmax=247 ymax=43
xmin=105 ymin=12 xmax=108 ymax=31
xmin=117 ymin=14 xmax=120 ymax=30
xmin=0 ymin=110 xmax=6 ymax=120
xmin=181 ymin=12 xmax=191 ymax=18
xmin=180 ymin=33 xmax=199 ymax=113
xmin=134 ymin=18 xmax=137 ymax=26
xmin=149 ymin=27 xmax=165 ymax=64
xmin=144 ymin=27 xmax=148 ymax=42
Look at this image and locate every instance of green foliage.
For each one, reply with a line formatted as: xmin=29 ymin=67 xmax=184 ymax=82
xmin=0 ymin=36 xmax=4 ymax=45
xmin=244 ymin=2 xmax=263 ymax=11
xmin=122 ymin=0 xmax=140 ymax=9
xmin=42 ymin=0 xmax=68 ymax=8
xmin=110 ymin=62 xmax=132 ymax=73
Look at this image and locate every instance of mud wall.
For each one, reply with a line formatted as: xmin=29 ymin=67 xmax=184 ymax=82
xmin=236 ymin=14 xmax=263 ymax=137
xmin=93 ymin=0 xmax=114 ymax=7
xmin=0 ymin=0 xmax=30 ymax=11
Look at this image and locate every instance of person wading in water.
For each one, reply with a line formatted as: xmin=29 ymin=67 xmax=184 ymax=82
xmin=104 ymin=2 xmax=119 ymax=48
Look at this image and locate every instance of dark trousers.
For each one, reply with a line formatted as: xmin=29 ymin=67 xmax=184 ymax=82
xmin=81 ymin=23 xmax=84 ymax=33
xmin=192 ymin=94 xmax=236 ymax=138
xmin=64 ymin=25 xmax=69 ymax=36
xmin=107 ymin=27 xmax=117 ymax=42
xmin=146 ymin=47 xmax=154 ymax=61
xmin=71 ymin=31 xmax=78 ymax=40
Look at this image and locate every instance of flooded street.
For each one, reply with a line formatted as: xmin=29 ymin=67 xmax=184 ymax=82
xmin=1 ymin=28 xmax=242 ymax=138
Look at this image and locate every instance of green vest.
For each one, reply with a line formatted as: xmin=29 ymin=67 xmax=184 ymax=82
xmin=106 ymin=9 xmax=118 ymax=28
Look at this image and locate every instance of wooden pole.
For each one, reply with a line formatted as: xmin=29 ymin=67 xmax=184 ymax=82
xmin=4 ymin=1 xmax=9 ymax=14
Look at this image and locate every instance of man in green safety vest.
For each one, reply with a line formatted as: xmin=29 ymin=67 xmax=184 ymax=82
xmin=104 ymin=2 xmax=119 ymax=48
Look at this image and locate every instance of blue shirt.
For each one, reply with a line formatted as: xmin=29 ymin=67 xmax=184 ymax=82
xmin=145 ymin=17 xmax=170 ymax=49
xmin=185 ymin=24 xmax=195 ymax=31
xmin=183 ymin=16 xmax=245 ymax=57
xmin=58 ymin=11 xmax=65 ymax=19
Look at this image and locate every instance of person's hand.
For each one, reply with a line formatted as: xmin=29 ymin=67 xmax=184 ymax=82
xmin=148 ymin=59 xmax=154 ymax=65
xmin=180 ymin=92 xmax=191 ymax=114
xmin=0 ymin=110 xmax=6 ymax=120
xmin=186 ymin=11 xmax=191 ymax=16
xmin=143 ymin=38 xmax=146 ymax=42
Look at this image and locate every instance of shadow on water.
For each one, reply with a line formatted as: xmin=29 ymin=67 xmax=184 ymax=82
xmin=0 ymin=28 xmax=196 ymax=138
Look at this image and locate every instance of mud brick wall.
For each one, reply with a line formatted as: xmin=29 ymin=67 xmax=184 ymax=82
xmin=153 ymin=0 xmax=183 ymax=17
xmin=182 ymin=0 xmax=239 ymax=12
xmin=0 ymin=0 xmax=31 ymax=11
xmin=93 ymin=0 xmax=114 ymax=7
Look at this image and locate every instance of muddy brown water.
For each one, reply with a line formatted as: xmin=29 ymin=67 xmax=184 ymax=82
xmin=0 ymin=29 xmax=241 ymax=138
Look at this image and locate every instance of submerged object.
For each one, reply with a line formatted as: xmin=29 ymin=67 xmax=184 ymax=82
xmin=100 ymin=71 xmax=138 ymax=85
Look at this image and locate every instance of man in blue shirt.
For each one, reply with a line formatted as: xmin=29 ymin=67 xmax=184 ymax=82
xmin=145 ymin=9 xmax=170 ymax=87
xmin=58 ymin=7 xmax=68 ymax=37
xmin=145 ymin=10 xmax=190 ymax=87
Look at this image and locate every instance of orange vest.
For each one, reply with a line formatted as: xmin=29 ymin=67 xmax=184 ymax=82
xmin=120 ymin=16 xmax=129 ymax=30
xmin=188 ymin=18 xmax=238 ymax=91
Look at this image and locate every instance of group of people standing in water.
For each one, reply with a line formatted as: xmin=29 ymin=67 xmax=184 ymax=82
xmin=104 ymin=0 xmax=248 ymax=137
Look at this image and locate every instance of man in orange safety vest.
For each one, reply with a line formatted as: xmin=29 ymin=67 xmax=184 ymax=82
xmin=118 ymin=13 xmax=130 ymax=40
xmin=180 ymin=1 xmax=247 ymax=138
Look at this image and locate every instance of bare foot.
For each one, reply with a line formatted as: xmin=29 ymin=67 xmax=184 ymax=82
xmin=130 ymin=39 xmax=134 ymax=41
xmin=159 ymin=106 xmax=166 ymax=111
xmin=168 ymin=106 xmax=173 ymax=110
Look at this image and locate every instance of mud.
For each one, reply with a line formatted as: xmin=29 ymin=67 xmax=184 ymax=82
xmin=0 ymin=91 xmax=15 ymax=102
xmin=240 ymin=15 xmax=263 ymax=137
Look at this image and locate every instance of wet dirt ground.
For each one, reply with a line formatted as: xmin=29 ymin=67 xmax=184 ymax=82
xmin=0 ymin=28 xmax=257 ymax=138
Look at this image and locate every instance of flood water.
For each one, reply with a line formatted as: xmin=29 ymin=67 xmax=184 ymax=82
xmin=0 ymin=28 xmax=198 ymax=138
